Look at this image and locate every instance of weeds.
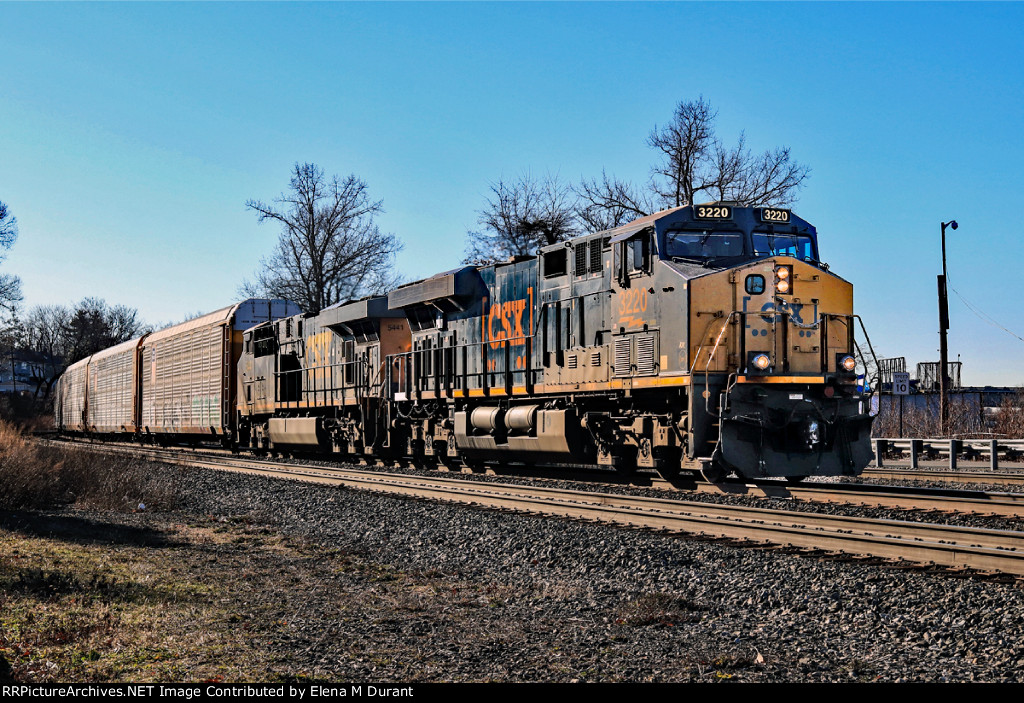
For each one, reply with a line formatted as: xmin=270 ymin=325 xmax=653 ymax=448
xmin=617 ymin=592 xmax=704 ymax=627
xmin=0 ymin=420 xmax=177 ymax=511
xmin=873 ymin=390 xmax=1024 ymax=439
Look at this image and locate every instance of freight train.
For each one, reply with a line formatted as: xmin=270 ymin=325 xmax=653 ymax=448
xmin=56 ymin=204 xmax=877 ymax=481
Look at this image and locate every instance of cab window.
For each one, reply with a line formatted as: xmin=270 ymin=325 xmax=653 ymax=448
xmin=752 ymin=233 xmax=817 ymax=261
xmin=628 ymin=235 xmax=650 ymax=274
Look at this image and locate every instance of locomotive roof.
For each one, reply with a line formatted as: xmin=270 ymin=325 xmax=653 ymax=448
xmin=592 ymin=204 xmax=817 ymax=244
xmin=603 ymin=206 xmax=688 ymax=243
xmin=318 ymin=295 xmax=403 ymax=325
xmin=388 ymin=265 xmax=482 ymax=310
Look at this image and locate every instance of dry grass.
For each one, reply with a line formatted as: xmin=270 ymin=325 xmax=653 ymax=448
xmin=0 ymin=517 xmax=307 ymax=682
xmin=0 ymin=421 xmax=177 ymax=511
xmin=873 ymin=392 xmax=1024 ymax=439
xmin=992 ymin=392 xmax=1024 ymax=438
xmin=0 ymin=514 xmax=585 ymax=683
xmin=616 ymin=592 xmax=704 ymax=627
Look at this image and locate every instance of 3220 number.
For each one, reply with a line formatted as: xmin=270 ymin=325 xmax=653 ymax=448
xmin=619 ymin=288 xmax=649 ymax=316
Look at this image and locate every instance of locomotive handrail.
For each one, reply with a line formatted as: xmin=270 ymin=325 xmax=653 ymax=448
xmin=694 ymin=310 xmax=874 ymax=386
xmin=272 ymin=358 xmax=368 ymax=409
xmin=851 ymin=314 xmax=881 ymax=397
xmin=384 ymin=334 xmax=538 ymax=402
xmin=700 ymin=311 xmax=739 ymax=415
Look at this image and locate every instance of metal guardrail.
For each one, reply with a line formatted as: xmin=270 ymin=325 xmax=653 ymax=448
xmin=872 ymin=437 xmax=1024 ymax=470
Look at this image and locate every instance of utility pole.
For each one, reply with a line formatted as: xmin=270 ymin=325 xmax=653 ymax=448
xmin=938 ymin=219 xmax=958 ymax=435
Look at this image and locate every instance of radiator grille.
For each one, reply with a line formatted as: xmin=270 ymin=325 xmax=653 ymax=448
xmin=575 ymin=244 xmax=587 ymax=276
xmin=589 ymin=241 xmax=602 ymax=273
xmin=636 ymin=335 xmax=657 ymax=375
xmin=613 ymin=338 xmax=631 ymax=376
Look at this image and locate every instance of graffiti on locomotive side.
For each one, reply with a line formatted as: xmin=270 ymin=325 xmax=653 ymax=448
xmin=486 ymin=287 xmax=533 ymax=350
xmin=306 ymin=330 xmax=332 ymax=386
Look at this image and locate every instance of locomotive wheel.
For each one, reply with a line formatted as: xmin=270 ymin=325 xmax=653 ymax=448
xmin=462 ymin=458 xmax=485 ymax=473
xmin=698 ymin=459 xmax=726 ymax=483
xmin=656 ymin=465 xmax=680 ymax=481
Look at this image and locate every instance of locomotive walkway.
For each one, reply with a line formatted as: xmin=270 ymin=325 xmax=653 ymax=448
xmin=46 ymin=438 xmax=1024 ymax=578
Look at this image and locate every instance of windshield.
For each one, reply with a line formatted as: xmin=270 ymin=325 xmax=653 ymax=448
xmin=665 ymin=230 xmax=746 ymax=262
xmin=752 ymin=233 xmax=817 ymax=261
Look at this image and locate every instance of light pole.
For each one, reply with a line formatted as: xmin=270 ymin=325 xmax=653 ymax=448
xmin=938 ymin=219 xmax=958 ymax=435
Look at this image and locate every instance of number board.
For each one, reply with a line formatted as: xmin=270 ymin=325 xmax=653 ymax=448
xmin=758 ymin=207 xmax=791 ymax=224
xmin=694 ymin=204 xmax=732 ymax=221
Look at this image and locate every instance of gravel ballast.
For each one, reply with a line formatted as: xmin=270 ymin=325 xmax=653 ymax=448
xmin=135 ymin=463 xmax=1024 ymax=683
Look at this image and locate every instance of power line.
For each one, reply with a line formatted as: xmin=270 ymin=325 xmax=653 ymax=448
xmin=950 ymin=284 xmax=1024 ymax=343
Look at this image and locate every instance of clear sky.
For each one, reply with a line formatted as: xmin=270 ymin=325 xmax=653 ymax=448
xmin=2 ymin=2 xmax=1022 ymax=386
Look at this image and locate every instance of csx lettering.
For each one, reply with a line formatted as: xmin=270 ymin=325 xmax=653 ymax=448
xmin=759 ymin=300 xmax=815 ymax=326
xmin=488 ymin=298 xmax=528 ymax=349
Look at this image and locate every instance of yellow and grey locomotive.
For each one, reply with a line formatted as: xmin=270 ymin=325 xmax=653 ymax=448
xmin=236 ymin=204 xmax=876 ymax=481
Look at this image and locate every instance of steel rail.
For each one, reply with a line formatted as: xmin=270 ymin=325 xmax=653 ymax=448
xmin=864 ymin=467 xmax=1024 ymax=486
xmin=59 ymin=440 xmax=1024 ymax=577
xmin=704 ymin=480 xmax=1024 ymax=518
xmin=41 ymin=437 xmax=1024 ymax=517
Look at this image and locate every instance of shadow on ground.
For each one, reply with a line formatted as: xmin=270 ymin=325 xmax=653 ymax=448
xmin=0 ymin=509 xmax=178 ymax=548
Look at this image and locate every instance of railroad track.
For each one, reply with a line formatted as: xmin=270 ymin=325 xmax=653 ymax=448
xmin=44 ymin=438 xmax=1024 ymax=577
xmin=864 ymin=467 xmax=1024 ymax=486
xmin=708 ymin=479 xmax=1024 ymax=518
xmin=46 ymin=436 xmax=1024 ymax=517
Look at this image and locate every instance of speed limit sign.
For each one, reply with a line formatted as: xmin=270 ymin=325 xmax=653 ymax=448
xmin=893 ymin=372 xmax=910 ymax=395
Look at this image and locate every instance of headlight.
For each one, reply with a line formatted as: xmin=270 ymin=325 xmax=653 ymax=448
xmin=745 ymin=352 xmax=770 ymax=374
xmin=774 ymin=265 xmax=793 ymax=295
xmin=838 ymin=354 xmax=856 ymax=373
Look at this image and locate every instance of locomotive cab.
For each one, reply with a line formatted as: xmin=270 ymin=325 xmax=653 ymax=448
xmin=627 ymin=203 xmax=876 ymax=479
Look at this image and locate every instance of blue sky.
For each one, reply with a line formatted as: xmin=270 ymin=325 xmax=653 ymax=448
xmin=2 ymin=2 xmax=1023 ymax=385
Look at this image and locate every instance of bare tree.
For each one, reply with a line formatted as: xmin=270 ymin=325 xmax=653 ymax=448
xmin=19 ymin=305 xmax=69 ymax=399
xmin=61 ymin=298 xmax=146 ymax=364
xmin=18 ymin=299 xmax=148 ymax=399
xmin=0 ymin=200 xmax=22 ymax=314
xmin=242 ymin=163 xmax=403 ymax=314
xmin=648 ymin=97 xmax=810 ymax=208
xmin=577 ymin=97 xmax=811 ymax=230
xmin=648 ymin=97 xmax=721 ymax=208
xmin=725 ymin=144 xmax=811 ymax=207
xmin=463 ymin=172 xmax=578 ymax=263
xmin=574 ymin=170 xmax=657 ymax=233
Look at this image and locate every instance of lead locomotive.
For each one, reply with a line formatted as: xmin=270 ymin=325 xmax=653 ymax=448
xmin=236 ymin=204 xmax=876 ymax=481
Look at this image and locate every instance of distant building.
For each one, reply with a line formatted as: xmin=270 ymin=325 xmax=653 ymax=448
xmin=0 ymin=350 xmax=56 ymax=394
